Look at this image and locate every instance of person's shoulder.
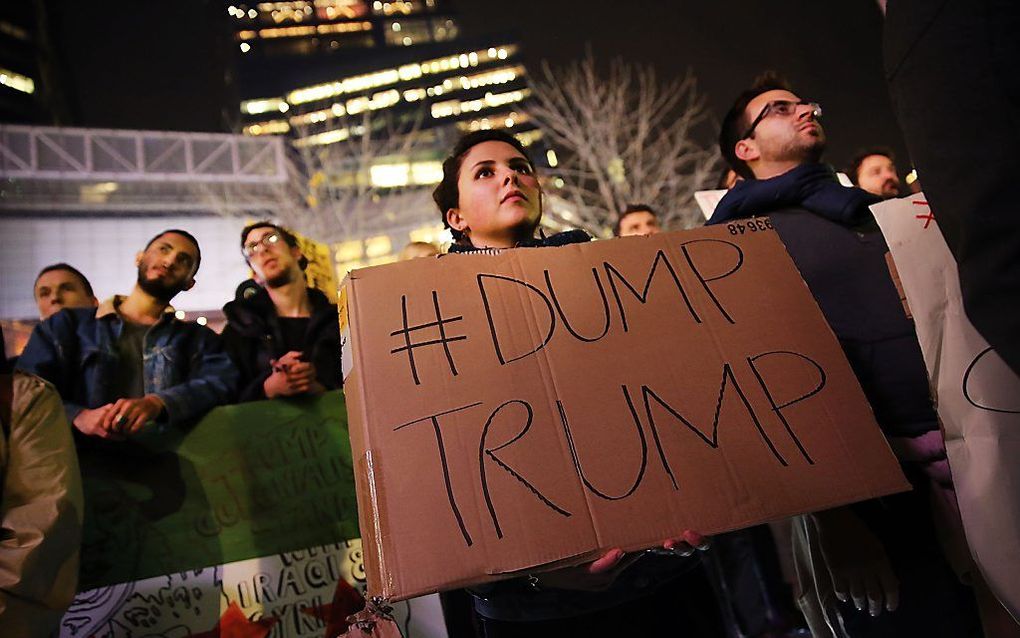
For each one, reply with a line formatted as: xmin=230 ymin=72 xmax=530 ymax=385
xmin=543 ymin=229 xmax=592 ymax=246
xmin=307 ymin=287 xmax=338 ymax=312
xmin=9 ymin=370 xmax=62 ymax=418
xmin=11 ymin=369 xmax=57 ymax=395
xmin=223 ymin=284 xmax=273 ymax=323
xmin=43 ymin=306 xmax=99 ymax=332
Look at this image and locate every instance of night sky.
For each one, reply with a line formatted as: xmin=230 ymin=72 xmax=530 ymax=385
xmin=53 ymin=1 xmax=903 ymax=173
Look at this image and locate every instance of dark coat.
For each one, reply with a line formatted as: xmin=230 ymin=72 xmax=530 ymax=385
xmin=221 ymin=285 xmax=341 ymax=402
xmin=16 ymin=298 xmax=238 ymax=429
xmin=765 ymin=209 xmax=938 ymax=442
xmin=713 ymin=202 xmax=979 ymax=636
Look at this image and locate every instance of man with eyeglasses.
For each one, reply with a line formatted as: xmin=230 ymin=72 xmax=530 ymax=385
xmin=709 ymin=74 xmax=981 ymax=638
xmin=221 ymin=222 xmax=341 ymax=402
xmin=17 ymin=230 xmax=239 ymax=441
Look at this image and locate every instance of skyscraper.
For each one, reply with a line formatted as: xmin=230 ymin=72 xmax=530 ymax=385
xmin=227 ymin=0 xmax=542 ymax=271
xmin=0 ymin=3 xmax=68 ymax=124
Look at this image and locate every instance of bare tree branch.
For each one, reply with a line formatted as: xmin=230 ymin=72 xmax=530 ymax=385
xmin=203 ymin=106 xmax=436 ymax=244
xmin=526 ymin=52 xmax=719 ymax=235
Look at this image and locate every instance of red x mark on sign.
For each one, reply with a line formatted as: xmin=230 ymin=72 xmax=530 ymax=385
xmin=912 ymin=200 xmax=934 ymax=228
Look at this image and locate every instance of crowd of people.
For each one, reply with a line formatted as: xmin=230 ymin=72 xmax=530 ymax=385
xmin=0 ymin=61 xmax=1014 ymax=638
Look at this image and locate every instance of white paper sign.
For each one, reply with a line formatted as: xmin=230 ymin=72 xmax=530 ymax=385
xmin=871 ymin=193 xmax=1020 ymax=620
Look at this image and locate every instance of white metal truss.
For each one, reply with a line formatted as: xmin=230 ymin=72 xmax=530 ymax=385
xmin=0 ymin=124 xmax=292 ymax=214
xmin=0 ymin=124 xmax=286 ymax=183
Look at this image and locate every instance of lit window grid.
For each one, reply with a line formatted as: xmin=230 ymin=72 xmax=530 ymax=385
xmin=236 ymin=20 xmax=371 ymax=41
xmin=229 ymin=1 xmax=369 ymax=23
xmin=384 ymin=17 xmax=431 ymax=47
xmin=241 ymin=97 xmax=290 ymax=115
xmin=368 ymin=160 xmax=443 ymax=187
xmin=285 ymin=64 xmax=524 ymax=125
xmin=371 ymin=0 xmax=434 ymax=16
xmin=430 ymin=88 xmax=530 ymax=120
xmin=286 ymin=44 xmax=518 ymax=105
xmin=244 ymin=119 xmax=291 ymax=135
xmin=455 ymin=111 xmax=530 ymax=132
xmin=289 ymin=89 xmax=531 ymax=147
xmin=333 ymin=219 xmax=444 ymax=277
xmin=515 ymin=129 xmax=544 ymax=147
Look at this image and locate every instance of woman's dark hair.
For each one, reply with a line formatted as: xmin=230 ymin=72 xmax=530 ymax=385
xmin=240 ymin=221 xmax=308 ymax=270
xmin=432 ymin=129 xmax=535 ymax=242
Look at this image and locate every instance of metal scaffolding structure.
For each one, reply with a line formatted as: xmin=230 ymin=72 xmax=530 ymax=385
xmin=0 ymin=124 xmax=289 ymax=213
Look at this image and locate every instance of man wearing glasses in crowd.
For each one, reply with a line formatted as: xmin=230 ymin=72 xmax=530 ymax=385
xmin=221 ymin=222 xmax=341 ymax=402
xmin=709 ymin=74 xmax=981 ymax=637
xmin=17 ymin=230 xmax=238 ymax=440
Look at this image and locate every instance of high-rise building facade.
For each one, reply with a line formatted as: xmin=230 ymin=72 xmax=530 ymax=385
xmin=227 ymin=1 xmax=543 ymax=272
xmin=0 ymin=3 xmax=65 ymax=124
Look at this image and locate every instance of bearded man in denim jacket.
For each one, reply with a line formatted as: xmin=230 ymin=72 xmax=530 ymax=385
xmin=17 ymin=229 xmax=238 ymax=440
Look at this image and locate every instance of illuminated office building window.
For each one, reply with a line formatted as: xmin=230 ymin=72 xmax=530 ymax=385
xmin=286 ymin=43 xmax=517 ymax=105
xmin=456 ymin=111 xmax=528 ymax=132
xmin=243 ymin=120 xmax=291 ymax=135
xmin=430 ymin=89 xmax=529 ymax=119
xmin=241 ymin=97 xmax=290 ymax=115
xmin=384 ymin=18 xmax=431 ymax=46
xmin=372 ymin=1 xmax=428 ymax=16
xmin=0 ymin=67 xmax=35 ymax=95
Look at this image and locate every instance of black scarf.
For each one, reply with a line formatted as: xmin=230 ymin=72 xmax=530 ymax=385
xmin=448 ymin=229 xmax=591 ymax=253
xmin=709 ymin=163 xmax=881 ymax=226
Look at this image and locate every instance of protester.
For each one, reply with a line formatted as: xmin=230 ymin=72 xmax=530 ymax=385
xmin=16 ymin=230 xmax=238 ymax=439
xmin=1 ymin=328 xmax=83 ymax=637
xmin=33 ymin=263 xmax=98 ymax=321
xmin=712 ymin=72 xmax=981 ymax=637
xmin=435 ymin=129 xmax=723 ymax=637
xmin=614 ymin=204 xmax=662 ymax=237
xmin=848 ymin=147 xmax=901 ymax=199
xmin=398 ymin=241 xmax=440 ymax=260
xmin=222 ymin=222 xmax=341 ymax=402
xmin=717 ymin=168 xmax=741 ymax=190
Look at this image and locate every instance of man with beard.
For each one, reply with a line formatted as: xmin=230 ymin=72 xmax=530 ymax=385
xmin=221 ymin=222 xmax=341 ymax=402
xmin=848 ymin=147 xmax=901 ymax=199
xmin=16 ymin=230 xmax=238 ymax=439
xmin=710 ymin=74 xmax=980 ymax=638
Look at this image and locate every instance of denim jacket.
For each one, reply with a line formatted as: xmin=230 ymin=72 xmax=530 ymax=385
xmin=16 ymin=296 xmax=239 ymax=430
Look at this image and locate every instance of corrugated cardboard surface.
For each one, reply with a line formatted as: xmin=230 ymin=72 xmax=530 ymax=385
xmin=341 ymin=224 xmax=909 ymax=601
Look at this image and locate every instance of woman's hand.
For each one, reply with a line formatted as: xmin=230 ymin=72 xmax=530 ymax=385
xmin=535 ymin=529 xmax=711 ymax=591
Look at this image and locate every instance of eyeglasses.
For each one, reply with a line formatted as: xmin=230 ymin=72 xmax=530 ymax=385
xmin=742 ymin=100 xmax=822 ymax=139
xmin=242 ymin=232 xmax=281 ymax=257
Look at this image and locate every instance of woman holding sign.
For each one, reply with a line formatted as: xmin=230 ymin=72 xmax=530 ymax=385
xmin=432 ymin=129 xmax=725 ymax=637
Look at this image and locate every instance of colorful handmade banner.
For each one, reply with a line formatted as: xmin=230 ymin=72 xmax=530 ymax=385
xmin=78 ymin=391 xmax=359 ymax=590
xmin=63 ymin=540 xmax=449 ymax=638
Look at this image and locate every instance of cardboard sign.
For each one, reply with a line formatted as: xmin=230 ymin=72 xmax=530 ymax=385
xmin=341 ymin=224 xmax=909 ymax=601
xmin=872 ymin=194 xmax=1020 ymax=618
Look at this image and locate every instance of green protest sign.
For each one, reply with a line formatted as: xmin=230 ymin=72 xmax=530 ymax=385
xmin=78 ymin=391 xmax=358 ymax=590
